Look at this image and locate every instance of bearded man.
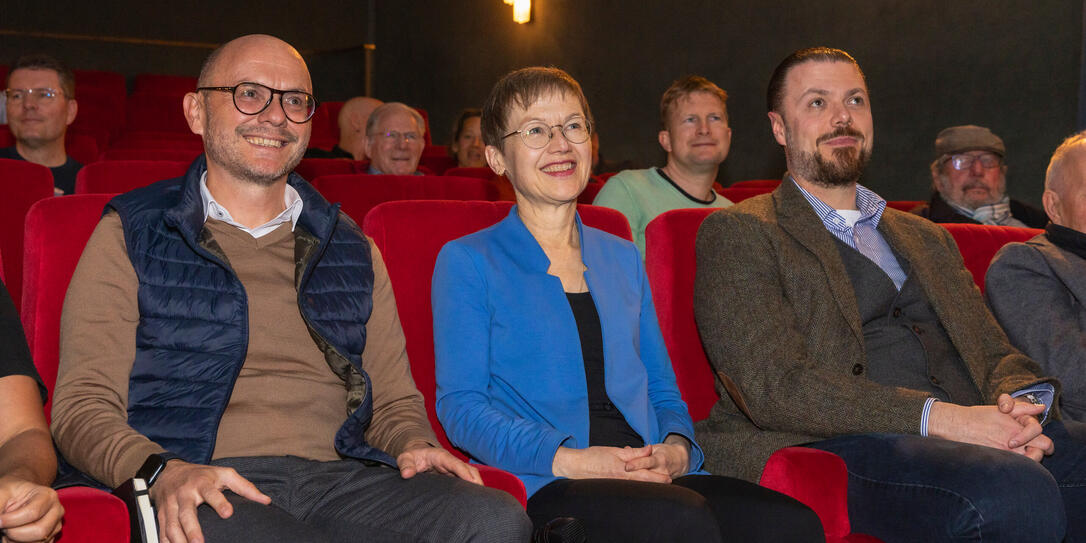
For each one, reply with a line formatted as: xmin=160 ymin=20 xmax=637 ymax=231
xmin=691 ymin=47 xmax=1086 ymax=542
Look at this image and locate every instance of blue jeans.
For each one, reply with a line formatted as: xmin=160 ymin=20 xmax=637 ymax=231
xmin=807 ymin=421 xmax=1086 ymax=542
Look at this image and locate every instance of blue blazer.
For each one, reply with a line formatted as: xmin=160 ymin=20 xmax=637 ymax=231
xmin=432 ymin=207 xmax=704 ymax=496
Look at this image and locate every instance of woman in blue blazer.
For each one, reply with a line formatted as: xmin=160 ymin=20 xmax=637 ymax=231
xmin=432 ymin=67 xmax=822 ymax=542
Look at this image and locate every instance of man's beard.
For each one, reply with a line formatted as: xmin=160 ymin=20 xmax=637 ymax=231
xmin=202 ymin=103 xmax=305 ymax=187
xmin=786 ymin=126 xmax=870 ymax=188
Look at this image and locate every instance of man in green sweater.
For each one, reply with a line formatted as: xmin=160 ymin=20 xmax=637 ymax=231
xmin=593 ymin=75 xmax=733 ymax=255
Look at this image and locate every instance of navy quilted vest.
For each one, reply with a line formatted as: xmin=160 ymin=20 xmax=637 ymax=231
xmin=107 ymin=156 xmax=395 ymax=466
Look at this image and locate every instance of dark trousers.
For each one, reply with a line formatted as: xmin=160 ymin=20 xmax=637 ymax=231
xmin=192 ymin=456 xmax=532 ymax=543
xmin=808 ymin=420 xmax=1086 ymax=543
xmin=527 ymin=474 xmax=825 ymax=543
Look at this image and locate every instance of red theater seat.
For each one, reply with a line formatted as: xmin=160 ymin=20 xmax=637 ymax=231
xmin=420 ymin=146 xmax=456 ymax=175
xmin=594 ymin=171 xmax=618 ymax=183
xmin=443 ymin=167 xmax=496 ymax=180
xmin=75 ymin=160 xmax=187 ymax=194
xmin=644 ymin=208 xmax=879 ymax=543
xmin=100 ymin=148 xmax=201 ymax=162
xmin=730 ymin=179 xmax=781 ymax=188
xmin=21 ymin=195 xmax=132 ymax=542
xmin=578 ymin=181 xmax=604 ymax=204
xmin=124 ymin=94 xmax=190 ymax=134
xmin=133 ymin=73 xmax=197 ymax=96
xmin=309 ymin=101 xmax=343 ymax=150
xmin=312 ymin=174 xmax=495 ymax=224
xmin=886 ymin=200 xmax=924 ymax=212
xmin=0 ymin=159 xmax=54 ymax=310
xmin=940 ymin=223 xmax=1042 ymax=293
xmin=362 ymin=200 xmax=632 ymax=506
xmin=719 ymin=186 xmax=774 ymax=203
xmin=293 ymin=158 xmax=356 ymax=182
xmin=65 ymin=133 xmax=99 ymax=166
xmin=73 ymin=69 xmax=126 ymax=97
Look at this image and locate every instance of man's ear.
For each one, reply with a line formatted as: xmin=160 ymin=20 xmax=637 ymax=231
xmin=768 ymin=111 xmax=787 ymax=146
xmin=657 ymin=130 xmax=672 ymax=154
xmin=1043 ymin=190 xmax=1062 ymax=225
xmin=485 ymin=145 xmax=506 ymax=176
xmin=65 ymin=99 xmax=78 ymax=126
xmin=183 ymin=92 xmax=205 ymax=136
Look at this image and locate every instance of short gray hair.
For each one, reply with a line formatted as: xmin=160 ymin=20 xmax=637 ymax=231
xmin=366 ymin=102 xmax=425 ymax=137
xmin=1045 ymin=131 xmax=1086 ymax=193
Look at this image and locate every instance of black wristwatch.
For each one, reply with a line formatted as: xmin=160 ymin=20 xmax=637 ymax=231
xmin=135 ymin=453 xmax=175 ymax=487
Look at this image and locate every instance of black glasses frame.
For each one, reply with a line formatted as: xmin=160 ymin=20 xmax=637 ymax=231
xmin=197 ymin=82 xmax=318 ymax=124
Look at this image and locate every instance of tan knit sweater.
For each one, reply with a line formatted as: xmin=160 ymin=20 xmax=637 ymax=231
xmin=52 ymin=212 xmax=437 ymax=487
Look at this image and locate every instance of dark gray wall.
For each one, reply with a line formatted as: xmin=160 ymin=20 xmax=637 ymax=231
xmin=374 ymin=1 xmax=1082 ymax=203
xmin=3 ymin=2 xmax=1080 ymax=203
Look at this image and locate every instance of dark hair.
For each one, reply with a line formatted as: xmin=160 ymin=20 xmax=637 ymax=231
xmin=8 ymin=53 xmax=75 ymax=98
xmin=766 ymin=47 xmax=863 ymax=113
xmin=452 ymin=108 xmax=482 ymax=141
xmin=659 ymin=75 xmax=728 ymax=129
xmin=481 ymin=66 xmax=592 ymax=148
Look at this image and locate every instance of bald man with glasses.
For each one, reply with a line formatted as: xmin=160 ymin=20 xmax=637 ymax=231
xmin=51 ymin=34 xmax=530 ymax=543
xmin=364 ymin=102 xmax=426 ymax=176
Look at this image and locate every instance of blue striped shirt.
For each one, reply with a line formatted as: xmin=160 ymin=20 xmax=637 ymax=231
xmin=793 ymin=179 xmax=907 ymax=290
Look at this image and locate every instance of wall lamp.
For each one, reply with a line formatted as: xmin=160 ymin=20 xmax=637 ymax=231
xmin=503 ymin=0 xmax=531 ymax=24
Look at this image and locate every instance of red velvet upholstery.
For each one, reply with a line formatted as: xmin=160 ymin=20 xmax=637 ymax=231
xmin=0 ymin=159 xmax=55 ymax=310
xmin=309 ymin=101 xmax=343 ymax=150
xmin=443 ymin=166 xmax=496 ymax=180
xmin=110 ymin=131 xmax=203 ymax=150
xmin=885 ymin=200 xmax=924 ymax=212
xmin=132 ymin=73 xmax=197 ymax=96
xmin=66 ymin=133 xmax=100 ymax=167
xmin=21 ymin=195 xmax=116 ymax=419
xmin=419 ymin=150 xmax=457 ymax=175
xmin=362 ymin=200 xmax=633 ymax=506
xmin=99 ymin=148 xmax=202 ymax=162
xmin=940 ymin=223 xmax=1043 ymax=293
xmin=729 ymin=179 xmax=781 ymax=188
xmin=313 ymin=174 xmax=496 ymax=224
xmin=578 ymin=181 xmax=604 ymax=205
xmin=74 ymin=69 xmax=126 ymax=96
xmin=56 ymin=486 xmax=130 ymax=543
xmin=293 ymin=158 xmax=357 ymax=182
xmin=643 ymin=208 xmax=719 ymax=421
xmin=594 ymin=171 xmax=618 ymax=183
xmin=644 ymin=208 xmax=879 ymax=543
xmin=719 ymin=186 xmax=774 ymax=202
xmin=75 ymin=160 xmax=188 ymax=194
xmin=124 ymin=94 xmax=190 ymax=133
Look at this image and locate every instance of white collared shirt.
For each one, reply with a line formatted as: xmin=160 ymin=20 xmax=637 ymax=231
xmin=199 ymin=171 xmax=303 ymax=238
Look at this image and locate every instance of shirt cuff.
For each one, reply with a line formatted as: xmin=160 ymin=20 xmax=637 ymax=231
xmin=1012 ymin=384 xmax=1055 ymax=424
xmin=920 ymin=397 xmax=939 ymax=437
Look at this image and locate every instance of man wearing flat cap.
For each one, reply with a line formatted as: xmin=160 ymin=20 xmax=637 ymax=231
xmin=912 ymin=125 xmax=1047 ymax=228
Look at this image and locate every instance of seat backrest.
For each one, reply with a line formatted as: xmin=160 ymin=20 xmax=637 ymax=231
xmin=419 ymin=151 xmax=457 ymax=176
xmin=309 ymin=101 xmax=343 ymax=150
xmin=885 ymin=200 xmax=924 ymax=212
xmin=75 ymin=160 xmax=188 ymax=194
xmin=0 ymin=159 xmax=55 ymax=311
xmin=729 ymin=179 xmax=781 ymax=189
xmin=362 ymin=200 xmax=632 ymax=456
xmin=293 ymin=158 xmax=356 ymax=182
xmin=313 ymin=174 xmax=496 ymax=224
xmin=132 ymin=73 xmax=197 ymax=96
xmin=443 ymin=167 xmax=495 ymax=180
xmin=719 ymin=186 xmax=774 ymax=203
xmin=643 ymin=208 xmax=720 ymax=421
xmin=65 ymin=132 xmax=99 ymax=167
xmin=578 ymin=181 xmax=604 ymax=204
xmin=940 ymin=223 xmax=1043 ymax=293
xmin=73 ymin=69 xmax=127 ymax=97
xmin=21 ymin=195 xmax=116 ymax=419
xmin=99 ymin=147 xmax=202 ymax=162
xmin=124 ymin=94 xmax=190 ymax=133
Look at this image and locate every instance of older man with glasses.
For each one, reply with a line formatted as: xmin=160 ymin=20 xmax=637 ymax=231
xmin=1 ymin=54 xmax=80 ymax=195
xmin=912 ymin=124 xmax=1048 ymax=228
xmin=363 ymin=102 xmax=426 ymax=176
xmin=50 ymin=34 xmax=530 ymax=543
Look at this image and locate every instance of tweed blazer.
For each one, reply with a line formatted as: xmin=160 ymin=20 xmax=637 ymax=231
xmin=692 ymin=179 xmax=1054 ymax=482
xmin=987 ymin=233 xmax=1086 ymax=421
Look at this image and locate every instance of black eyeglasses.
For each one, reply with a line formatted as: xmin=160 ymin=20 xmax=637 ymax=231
xmin=197 ymin=82 xmax=317 ymax=123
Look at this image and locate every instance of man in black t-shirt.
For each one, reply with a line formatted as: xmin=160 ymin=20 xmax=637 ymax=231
xmin=3 ymin=54 xmax=81 ymax=195
xmin=0 ymin=281 xmax=63 ymax=542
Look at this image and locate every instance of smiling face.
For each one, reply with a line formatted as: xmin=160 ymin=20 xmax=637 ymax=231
xmin=934 ymin=150 xmax=1007 ymax=209
xmin=6 ymin=68 xmax=77 ymax=148
xmin=485 ymin=91 xmax=591 ymax=208
xmin=452 ymin=115 xmax=486 ymax=168
xmin=184 ymin=35 xmax=312 ymax=187
xmin=769 ymin=60 xmax=873 ymax=188
xmin=365 ymin=108 xmax=425 ymax=175
xmin=659 ymin=91 xmax=731 ymax=172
